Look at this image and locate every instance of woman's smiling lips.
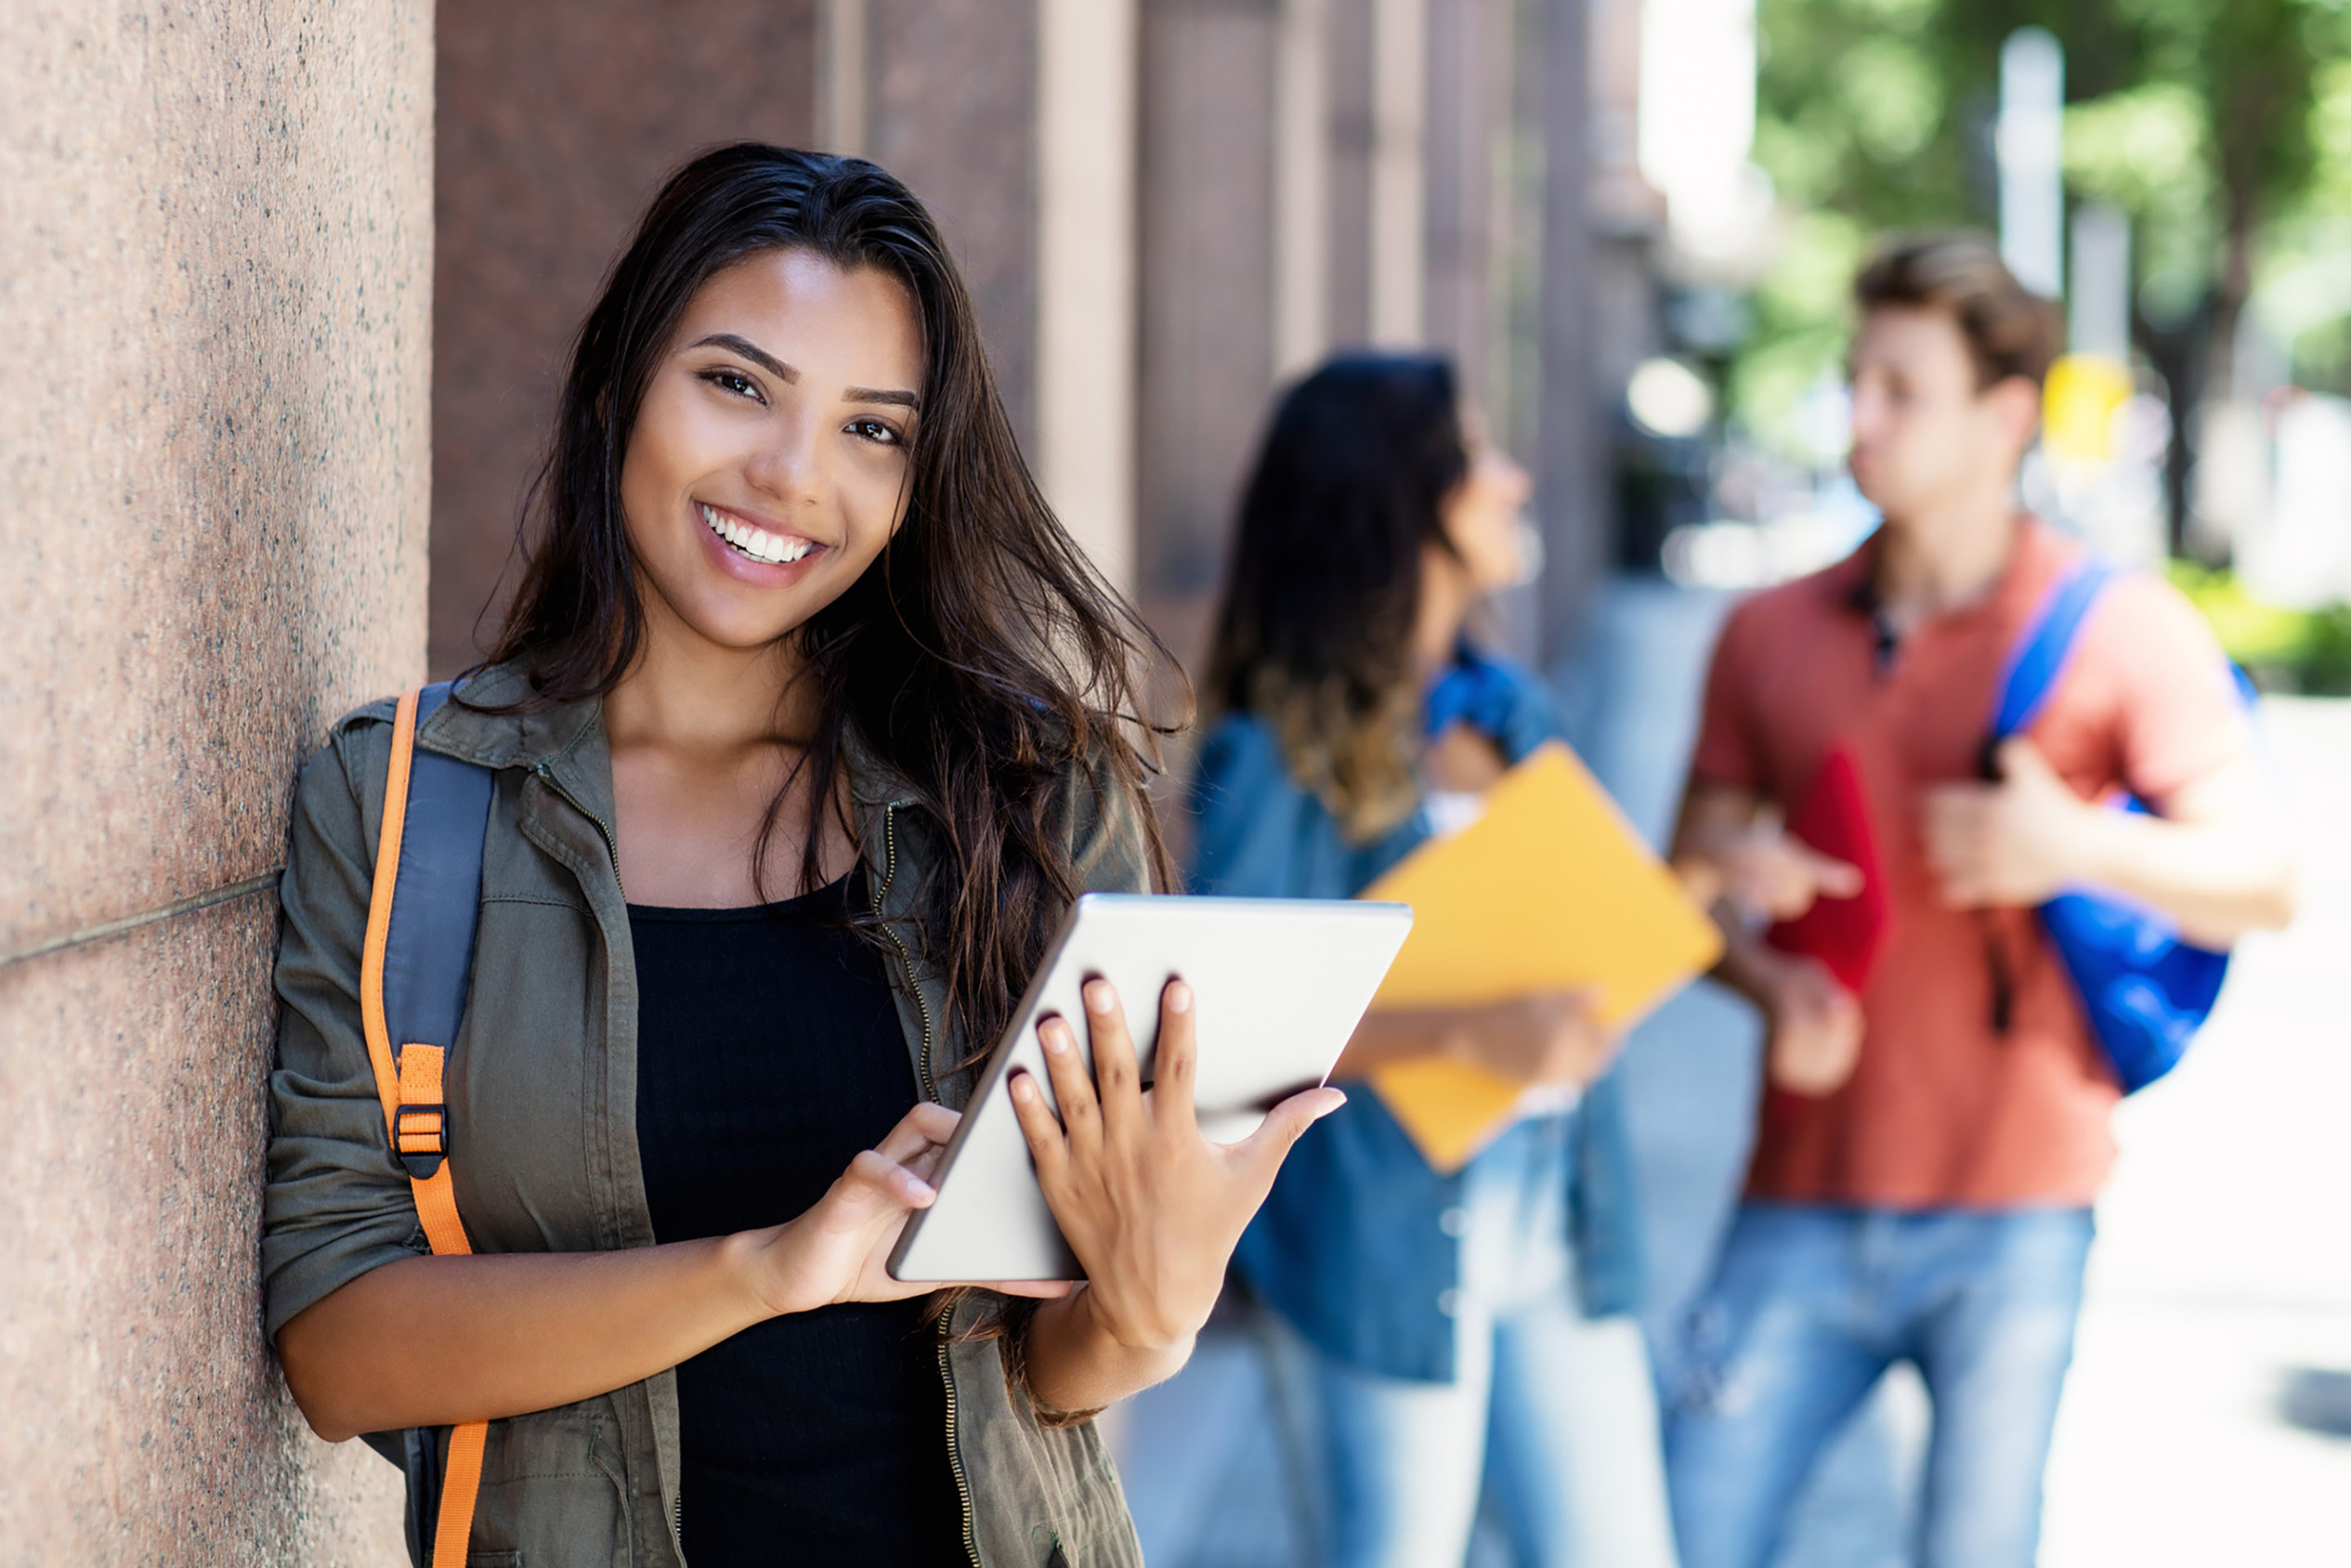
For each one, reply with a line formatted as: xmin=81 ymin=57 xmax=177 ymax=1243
xmin=693 ymin=499 xmax=829 ymax=584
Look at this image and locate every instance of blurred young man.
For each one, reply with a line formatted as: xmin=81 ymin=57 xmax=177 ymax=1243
xmin=1664 ymin=234 xmax=2295 ymax=1568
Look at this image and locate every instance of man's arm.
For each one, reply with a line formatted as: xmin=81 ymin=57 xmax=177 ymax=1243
xmin=1922 ymin=740 xmax=2296 ymax=948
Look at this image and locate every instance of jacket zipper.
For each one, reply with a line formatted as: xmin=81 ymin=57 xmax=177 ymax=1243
xmin=532 ymin=760 xmax=627 ymax=898
xmin=877 ymin=806 xmax=970 ymax=1561
xmin=937 ymin=1317 xmax=980 ymax=1566
xmin=869 ymin=803 xmax=939 ymax=1099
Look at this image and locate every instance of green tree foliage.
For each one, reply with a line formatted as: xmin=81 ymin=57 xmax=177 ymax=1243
xmin=1732 ymin=0 xmax=2351 ymax=451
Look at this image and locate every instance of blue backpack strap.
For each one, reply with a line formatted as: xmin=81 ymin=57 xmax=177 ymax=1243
xmin=380 ymin=680 xmax=494 ymax=1096
xmin=1982 ymin=564 xmax=2240 ymax=1095
xmin=356 ymin=678 xmax=495 ymax=1568
xmin=1992 ymin=561 xmax=2117 ymax=740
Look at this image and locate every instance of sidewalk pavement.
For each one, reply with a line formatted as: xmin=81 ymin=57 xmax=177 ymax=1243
xmin=1110 ymin=578 xmax=2351 ymax=1566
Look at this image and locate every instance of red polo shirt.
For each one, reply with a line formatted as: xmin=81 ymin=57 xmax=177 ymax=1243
xmin=1690 ymin=520 xmax=2251 ymax=1207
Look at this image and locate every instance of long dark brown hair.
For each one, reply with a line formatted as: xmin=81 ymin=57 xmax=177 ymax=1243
xmin=1206 ymin=353 xmax=1467 ymax=841
xmin=486 ymin=143 xmax=1176 ymax=1064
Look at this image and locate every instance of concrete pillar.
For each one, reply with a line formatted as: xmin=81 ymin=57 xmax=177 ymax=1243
xmin=1037 ymin=0 xmax=1141 ymax=591
xmin=1136 ymin=0 xmax=1282 ymax=665
xmin=1424 ymin=0 xmax=1504 ymax=410
xmin=0 ymin=3 xmax=433 ymax=1560
xmin=430 ymin=0 xmax=820 ymax=677
xmin=868 ymin=0 xmax=1042 ymax=451
xmin=1274 ymin=0 xmax=1335 ymax=381
xmin=1367 ymin=0 xmax=1431 ymax=346
xmin=1535 ymin=0 xmax=1604 ymax=660
xmin=818 ymin=0 xmax=873 ymax=155
xmin=1326 ymin=0 xmax=1378 ymax=347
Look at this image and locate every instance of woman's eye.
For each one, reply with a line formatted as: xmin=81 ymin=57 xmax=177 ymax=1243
xmin=701 ymin=369 xmax=762 ymax=402
xmin=847 ymin=417 xmax=903 ymax=446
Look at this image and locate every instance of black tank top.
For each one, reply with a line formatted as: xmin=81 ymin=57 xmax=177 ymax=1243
xmin=630 ymin=873 xmax=964 ymax=1565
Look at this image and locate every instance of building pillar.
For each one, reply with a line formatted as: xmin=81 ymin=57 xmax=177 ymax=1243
xmin=868 ymin=0 xmax=1042 ymax=451
xmin=1326 ymin=0 xmax=1378 ymax=347
xmin=818 ymin=0 xmax=873 ymax=155
xmin=1274 ymin=0 xmax=1335 ymax=381
xmin=0 ymin=2 xmax=433 ymax=1559
xmin=1423 ymin=0 xmax=1504 ymax=410
xmin=1368 ymin=0 xmax=1431 ymax=346
xmin=1535 ymin=0 xmax=1604 ymax=660
xmin=1037 ymin=0 xmax=1141 ymax=591
xmin=1136 ymin=0 xmax=1283 ymax=665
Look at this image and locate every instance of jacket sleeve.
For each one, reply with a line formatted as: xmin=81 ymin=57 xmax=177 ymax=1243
xmin=260 ymin=708 xmax=429 ymax=1343
xmin=1185 ymin=715 xmax=1311 ymax=899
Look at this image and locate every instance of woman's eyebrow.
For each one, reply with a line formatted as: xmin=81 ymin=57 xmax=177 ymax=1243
xmin=689 ymin=332 xmax=798 ymax=383
xmin=687 ymin=333 xmax=914 ymax=409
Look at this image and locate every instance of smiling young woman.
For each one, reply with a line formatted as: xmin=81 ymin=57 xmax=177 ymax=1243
xmin=260 ymin=145 xmax=1341 ymax=1568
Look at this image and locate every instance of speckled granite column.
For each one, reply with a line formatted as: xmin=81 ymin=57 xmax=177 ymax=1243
xmin=0 ymin=3 xmax=431 ymax=1562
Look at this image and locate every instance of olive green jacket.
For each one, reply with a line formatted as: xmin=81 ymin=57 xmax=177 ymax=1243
xmin=262 ymin=662 xmax=1147 ymax=1567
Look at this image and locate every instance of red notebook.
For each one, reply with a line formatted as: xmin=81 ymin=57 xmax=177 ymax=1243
xmin=1764 ymin=743 xmax=1891 ymax=993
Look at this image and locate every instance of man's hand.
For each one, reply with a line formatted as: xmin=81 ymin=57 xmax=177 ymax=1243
xmin=1920 ymin=737 xmax=2093 ymax=908
xmin=1677 ymin=820 xmax=1864 ymax=922
xmin=1758 ymin=952 xmax=1865 ymax=1095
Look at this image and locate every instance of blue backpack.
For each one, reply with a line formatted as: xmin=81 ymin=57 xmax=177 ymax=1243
xmin=1989 ymin=563 xmax=2238 ymax=1093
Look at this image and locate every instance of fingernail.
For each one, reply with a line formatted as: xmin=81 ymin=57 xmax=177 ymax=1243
xmin=905 ymin=1175 xmax=936 ymax=1201
xmin=1010 ymin=1072 xmax=1036 ymax=1100
xmin=1039 ymin=1020 xmax=1069 ymax=1055
xmin=1166 ymin=980 xmax=1193 ymax=1015
xmin=1086 ymin=979 xmax=1115 ymax=1014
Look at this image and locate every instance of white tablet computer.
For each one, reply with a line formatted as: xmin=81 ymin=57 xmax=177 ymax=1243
xmin=888 ymin=893 xmax=1413 ymax=1283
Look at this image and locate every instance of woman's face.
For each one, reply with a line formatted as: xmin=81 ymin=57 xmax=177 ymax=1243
xmin=1437 ymin=415 xmax=1533 ymax=596
xmin=619 ymin=247 xmax=925 ymax=655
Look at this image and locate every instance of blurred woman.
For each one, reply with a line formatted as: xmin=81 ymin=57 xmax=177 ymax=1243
xmin=1191 ymin=353 xmax=1678 ymax=1568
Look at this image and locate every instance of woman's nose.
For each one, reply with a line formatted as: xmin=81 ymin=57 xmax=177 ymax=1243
xmin=742 ymin=420 xmax=824 ymax=505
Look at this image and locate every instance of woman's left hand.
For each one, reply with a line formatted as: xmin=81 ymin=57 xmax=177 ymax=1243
xmin=1007 ymin=977 xmax=1346 ymax=1353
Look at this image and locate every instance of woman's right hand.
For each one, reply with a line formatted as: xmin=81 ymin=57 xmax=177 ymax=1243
xmin=1447 ymin=987 xmax=1619 ymax=1087
xmin=727 ymin=1102 xmax=1074 ymax=1317
xmin=727 ymin=1101 xmax=957 ymax=1316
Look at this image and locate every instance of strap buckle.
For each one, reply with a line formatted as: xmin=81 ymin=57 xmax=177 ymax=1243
xmin=393 ymin=1102 xmax=448 ymax=1179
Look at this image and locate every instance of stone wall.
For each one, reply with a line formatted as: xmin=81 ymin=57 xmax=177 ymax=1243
xmin=0 ymin=2 xmax=433 ymax=1561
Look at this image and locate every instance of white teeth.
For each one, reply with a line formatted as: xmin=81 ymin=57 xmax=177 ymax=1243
xmin=700 ymin=502 xmax=814 ymax=567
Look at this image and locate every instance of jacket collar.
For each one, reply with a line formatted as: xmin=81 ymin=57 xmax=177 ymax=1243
xmin=413 ymin=660 xmax=601 ymax=771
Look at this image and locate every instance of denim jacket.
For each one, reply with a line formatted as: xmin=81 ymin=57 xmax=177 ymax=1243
xmin=1189 ymin=650 xmax=1647 ymax=1383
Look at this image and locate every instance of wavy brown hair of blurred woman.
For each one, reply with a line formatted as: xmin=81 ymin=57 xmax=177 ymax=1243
xmin=1206 ymin=353 xmax=1469 ymax=842
xmin=482 ymin=142 xmax=1177 ymax=1062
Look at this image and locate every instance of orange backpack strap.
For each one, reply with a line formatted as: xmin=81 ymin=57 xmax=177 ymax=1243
xmin=359 ymin=682 xmax=495 ymax=1568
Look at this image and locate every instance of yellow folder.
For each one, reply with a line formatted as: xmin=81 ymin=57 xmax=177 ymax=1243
xmin=1358 ymin=740 xmax=1722 ymax=1172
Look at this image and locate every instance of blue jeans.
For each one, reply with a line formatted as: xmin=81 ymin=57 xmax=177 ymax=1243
xmin=1275 ymin=1117 xmax=1678 ymax=1568
xmin=1664 ymin=1202 xmax=2095 ymax=1568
